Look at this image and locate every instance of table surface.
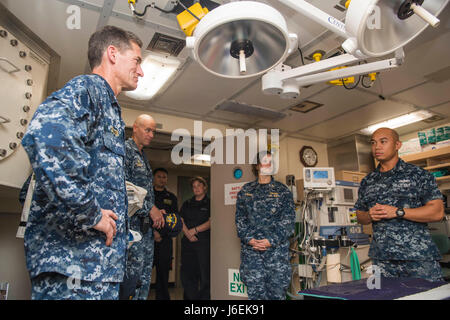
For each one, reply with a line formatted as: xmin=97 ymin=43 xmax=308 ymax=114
xmin=298 ymin=277 xmax=449 ymax=300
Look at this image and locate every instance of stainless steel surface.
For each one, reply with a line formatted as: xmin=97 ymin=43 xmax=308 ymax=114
xmin=197 ymin=19 xmax=287 ymax=78
xmin=327 ymin=134 xmax=374 ymax=173
xmin=355 ymin=134 xmax=375 ymax=173
xmin=361 ymin=0 xmax=448 ymax=55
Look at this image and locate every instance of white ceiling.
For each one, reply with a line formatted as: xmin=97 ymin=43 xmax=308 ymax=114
xmin=1 ymin=0 xmax=449 ymax=143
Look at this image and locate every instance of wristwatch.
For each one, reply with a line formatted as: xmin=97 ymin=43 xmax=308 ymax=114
xmin=396 ymin=208 xmax=405 ymax=218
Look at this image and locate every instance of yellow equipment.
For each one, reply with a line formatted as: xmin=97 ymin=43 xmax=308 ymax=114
xmin=128 ymin=0 xmax=136 ymax=11
xmin=328 ymin=66 xmax=355 ymax=86
xmin=312 ymin=51 xmax=323 ymax=62
xmin=177 ymin=3 xmax=209 ymax=36
xmin=311 ymin=51 xmax=355 ymax=86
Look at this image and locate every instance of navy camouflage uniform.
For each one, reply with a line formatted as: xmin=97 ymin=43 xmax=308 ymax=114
xmin=235 ymin=178 xmax=295 ymax=300
xmin=124 ymin=138 xmax=155 ymax=300
xmin=355 ymin=158 xmax=444 ymax=282
xmin=21 ymin=74 xmax=128 ymax=300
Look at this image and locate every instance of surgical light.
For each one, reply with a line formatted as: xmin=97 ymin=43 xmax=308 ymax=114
xmin=185 ymin=0 xmax=448 ymax=99
xmin=185 ymin=1 xmax=298 ymax=79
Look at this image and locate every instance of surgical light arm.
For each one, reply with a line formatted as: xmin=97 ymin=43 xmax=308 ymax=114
xmin=262 ymin=49 xmax=404 ymax=96
xmin=260 ymin=0 xmax=445 ymax=98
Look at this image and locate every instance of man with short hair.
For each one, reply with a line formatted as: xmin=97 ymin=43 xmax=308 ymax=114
xmin=124 ymin=114 xmax=165 ymax=300
xmin=355 ymin=127 xmax=445 ymax=282
xmin=21 ymin=25 xmax=144 ymax=299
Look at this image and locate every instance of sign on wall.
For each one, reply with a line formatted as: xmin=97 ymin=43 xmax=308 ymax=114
xmin=228 ymin=268 xmax=248 ymax=297
xmin=224 ymin=182 xmax=248 ymax=205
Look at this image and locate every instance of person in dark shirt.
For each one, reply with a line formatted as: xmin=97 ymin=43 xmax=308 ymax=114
xmin=179 ymin=176 xmax=210 ymax=300
xmin=153 ymin=168 xmax=179 ymax=300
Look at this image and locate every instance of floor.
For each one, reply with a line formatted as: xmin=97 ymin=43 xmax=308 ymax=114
xmin=147 ymin=285 xmax=184 ymax=300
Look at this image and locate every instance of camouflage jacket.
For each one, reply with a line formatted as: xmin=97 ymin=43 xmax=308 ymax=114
xmin=235 ymin=178 xmax=295 ymax=249
xmin=22 ymin=74 xmax=128 ymax=282
xmin=124 ymin=138 xmax=154 ymax=232
xmin=355 ymin=158 xmax=442 ymax=261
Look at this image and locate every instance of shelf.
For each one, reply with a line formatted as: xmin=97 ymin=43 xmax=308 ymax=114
xmin=425 ymin=163 xmax=450 ymax=170
xmin=402 ymin=146 xmax=450 ymax=191
xmin=401 ymin=146 xmax=450 ymax=163
xmin=436 ymin=176 xmax=450 ymax=183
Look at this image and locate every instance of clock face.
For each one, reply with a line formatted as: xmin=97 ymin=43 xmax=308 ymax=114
xmin=300 ymin=146 xmax=318 ymax=167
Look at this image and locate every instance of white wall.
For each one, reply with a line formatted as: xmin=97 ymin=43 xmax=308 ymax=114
xmin=0 ymin=213 xmax=31 ymax=300
xmin=276 ymin=136 xmax=329 ymax=183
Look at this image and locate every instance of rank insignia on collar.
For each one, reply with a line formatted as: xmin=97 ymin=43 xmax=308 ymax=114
xmin=135 ymin=160 xmax=143 ymax=167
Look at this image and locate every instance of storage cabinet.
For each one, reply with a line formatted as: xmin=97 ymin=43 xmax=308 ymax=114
xmin=401 ymin=146 xmax=450 ymax=191
xmin=335 ymin=170 xmax=367 ymax=183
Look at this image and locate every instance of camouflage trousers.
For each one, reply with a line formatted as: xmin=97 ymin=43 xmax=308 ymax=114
xmin=373 ymin=259 xmax=444 ymax=282
xmin=126 ymin=229 xmax=154 ymax=300
xmin=31 ymin=272 xmax=119 ymax=300
xmin=240 ymin=247 xmax=291 ymax=300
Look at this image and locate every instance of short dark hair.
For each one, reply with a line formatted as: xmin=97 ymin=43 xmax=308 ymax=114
xmin=153 ymin=167 xmax=168 ymax=176
xmin=190 ymin=176 xmax=208 ymax=189
xmin=88 ymin=25 xmax=143 ymax=70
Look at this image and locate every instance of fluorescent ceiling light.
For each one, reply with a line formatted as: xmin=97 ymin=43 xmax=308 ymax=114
xmin=360 ymin=110 xmax=434 ymax=135
xmin=192 ymin=154 xmax=211 ymax=162
xmin=125 ymin=52 xmax=181 ymax=100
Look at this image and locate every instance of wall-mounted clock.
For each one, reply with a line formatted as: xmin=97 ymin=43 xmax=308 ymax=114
xmin=300 ymin=146 xmax=318 ymax=167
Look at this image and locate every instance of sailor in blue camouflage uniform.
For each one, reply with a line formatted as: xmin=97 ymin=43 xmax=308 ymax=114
xmin=355 ymin=128 xmax=445 ymax=282
xmin=21 ymin=26 xmax=144 ymax=300
xmin=235 ymin=151 xmax=295 ymax=300
xmin=124 ymin=114 xmax=165 ymax=300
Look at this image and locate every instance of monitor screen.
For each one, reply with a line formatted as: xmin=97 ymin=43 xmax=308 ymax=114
xmin=313 ymin=170 xmax=328 ymax=179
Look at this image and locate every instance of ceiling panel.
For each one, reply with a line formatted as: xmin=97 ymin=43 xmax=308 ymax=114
xmin=205 ymin=109 xmax=261 ymax=126
xmin=255 ymin=85 xmax=377 ymax=132
xmin=84 ymin=0 xmax=105 ymax=6
xmin=235 ymin=79 xmax=331 ymax=112
xmin=362 ymin=30 xmax=450 ymax=98
xmin=299 ymin=99 xmax=417 ymax=140
xmin=111 ymin=0 xmax=183 ymax=33
xmin=233 ymin=80 xmax=298 ymax=111
xmin=268 ymin=0 xmax=346 ymax=38
xmin=403 ymin=31 xmax=450 ymax=79
xmin=429 ymin=101 xmax=450 ymax=117
xmin=392 ymin=79 xmax=450 ymax=108
xmin=152 ymin=61 xmax=255 ymax=115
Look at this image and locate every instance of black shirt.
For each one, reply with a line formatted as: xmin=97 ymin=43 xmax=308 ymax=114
xmin=154 ymin=188 xmax=178 ymax=215
xmin=154 ymin=188 xmax=179 ymax=238
xmin=180 ymin=195 xmax=210 ymax=240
